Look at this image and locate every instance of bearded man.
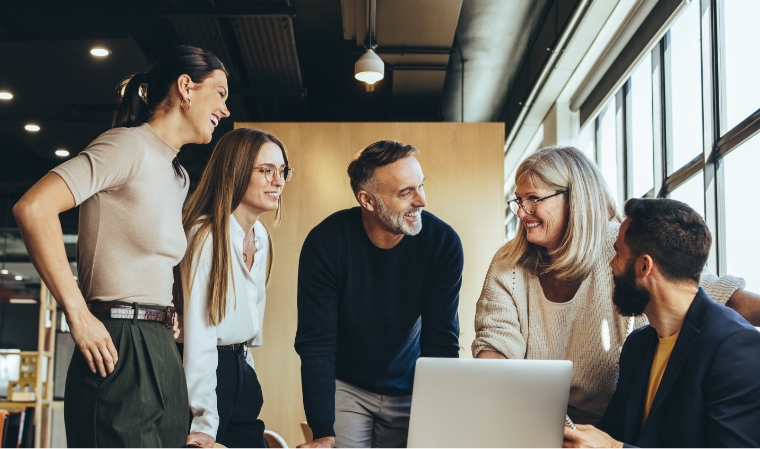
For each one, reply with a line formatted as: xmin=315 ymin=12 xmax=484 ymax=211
xmin=563 ymin=198 xmax=760 ymax=448
xmin=295 ymin=140 xmax=463 ymax=448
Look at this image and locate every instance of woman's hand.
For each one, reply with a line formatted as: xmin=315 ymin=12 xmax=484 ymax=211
xmin=66 ymin=306 xmax=119 ymax=377
xmin=476 ymin=350 xmax=507 ymax=359
xmin=186 ymin=432 xmax=215 ymax=448
xmin=297 ymin=436 xmax=335 ymax=448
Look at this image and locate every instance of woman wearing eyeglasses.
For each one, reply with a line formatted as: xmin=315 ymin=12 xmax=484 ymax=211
xmin=177 ymin=128 xmax=293 ymax=448
xmin=471 ymin=145 xmax=758 ymax=426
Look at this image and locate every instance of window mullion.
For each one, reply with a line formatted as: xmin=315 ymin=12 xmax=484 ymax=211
xmin=652 ymin=41 xmax=666 ymax=197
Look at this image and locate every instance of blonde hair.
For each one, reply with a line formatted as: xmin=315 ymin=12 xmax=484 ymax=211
xmin=497 ymin=146 xmax=620 ymax=283
xmin=174 ymin=128 xmax=288 ymax=326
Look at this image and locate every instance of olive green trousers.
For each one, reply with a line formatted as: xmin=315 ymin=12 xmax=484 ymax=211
xmin=64 ymin=308 xmax=189 ymax=447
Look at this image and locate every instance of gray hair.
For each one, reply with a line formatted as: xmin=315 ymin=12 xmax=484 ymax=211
xmin=496 ymin=146 xmax=620 ymax=283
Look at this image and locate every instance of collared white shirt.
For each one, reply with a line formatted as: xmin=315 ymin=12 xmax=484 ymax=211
xmin=181 ymin=214 xmax=268 ymax=438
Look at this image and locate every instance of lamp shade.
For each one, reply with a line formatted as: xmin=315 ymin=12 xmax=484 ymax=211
xmin=355 ymin=49 xmax=384 ymax=84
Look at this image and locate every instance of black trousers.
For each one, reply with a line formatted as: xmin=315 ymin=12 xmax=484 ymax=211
xmin=178 ymin=343 xmax=268 ymax=448
xmin=214 ymin=349 xmax=267 ymax=448
xmin=65 ymin=305 xmax=189 ymax=447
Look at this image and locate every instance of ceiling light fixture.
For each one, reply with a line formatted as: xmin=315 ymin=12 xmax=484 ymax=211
xmin=14 ymin=275 xmax=23 ymax=281
xmin=0 ymin=92 xmax=12 ymax=100
xmin=355 ymin=0 xmax=383 ymax=90
xmin=25 ymin=124 xmax=40 ymax=132
xmin=55 ymin=149 xmax=70 ymax=157
xmin=90 ymin=48 xmax=111 ymax=57
xmin=0 ymin=269 xmax=8 ymax=274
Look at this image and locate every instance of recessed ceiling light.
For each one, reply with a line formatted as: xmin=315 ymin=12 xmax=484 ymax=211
xmin=10 ymin=299 xmax=37 ymax=304
xmin=0 ymin=92 xmax=12 ymax=100
xmin=25 ymin=124 xmax=40 ymax=132
xmin=55 ymin=149 xmax=70 ymax=157
xmin=14 ymin=275 xmax=23 ymax=281
xmin=90 ymin=48 xmax=110 ymax=57
xmin=0 ymin=269 xmax=8 ymax=274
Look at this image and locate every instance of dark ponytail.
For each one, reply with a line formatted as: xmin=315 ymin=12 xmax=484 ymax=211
xmin=113 ymin=72 xmax=150 ymax=129
xmin=112 ymin=45 xmax=228 ymax=185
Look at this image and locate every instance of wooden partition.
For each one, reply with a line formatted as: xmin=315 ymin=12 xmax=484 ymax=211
xmin=234 ymin=122 xmax=505 ymax=445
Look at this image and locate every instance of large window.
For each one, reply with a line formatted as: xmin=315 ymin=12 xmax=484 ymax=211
xmin=597 ymin=98 xmax=619 ymax=201
xmin=723 ymin=134 xmax=760 ymax=290
xmin=667 ymin=0 xmax=704 ymax=174
xmin=719 ymin=0 xmax=760 ymax=133
xmin=576 ymin=0 xmax=760 ymax=278
xmin=630 ymin=55 xmax=655 ymax=198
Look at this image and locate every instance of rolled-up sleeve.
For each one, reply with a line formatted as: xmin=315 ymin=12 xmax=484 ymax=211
xmin=182 ymin=233 xmax=221 ymax=438
xmin=700 ymin=266 xmax=746 ymax=305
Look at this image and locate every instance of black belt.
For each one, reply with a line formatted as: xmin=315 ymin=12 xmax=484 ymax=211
xmin=217 ymin=343 xmax=247 ymax=354
xmin=88 ymin=302 xmax=177 ymax=329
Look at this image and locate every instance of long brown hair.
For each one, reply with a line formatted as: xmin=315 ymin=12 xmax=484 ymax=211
xmin=175 ymin=128 xmax=288 ymax=326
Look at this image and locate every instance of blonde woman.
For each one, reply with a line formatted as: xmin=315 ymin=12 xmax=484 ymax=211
xmin=472 ymin=146 xmax=760 ymax=425
xmin=178 ymin=128 xmax=292 ymax=448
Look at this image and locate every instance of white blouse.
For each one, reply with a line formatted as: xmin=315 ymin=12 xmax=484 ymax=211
xmin=181 ymin=215 xmax=268 ymax=438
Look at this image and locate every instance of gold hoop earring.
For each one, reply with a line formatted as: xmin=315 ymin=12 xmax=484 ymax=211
xmin=180 ymin=98 xmax=191 ymax=111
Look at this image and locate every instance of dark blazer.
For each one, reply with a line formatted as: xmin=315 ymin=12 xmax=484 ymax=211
xmin=597 ymin=287 xmax=760 ymax=448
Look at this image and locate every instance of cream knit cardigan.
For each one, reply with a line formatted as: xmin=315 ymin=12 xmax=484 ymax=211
xmin=472 ymin=221 xmax=745 ymax=421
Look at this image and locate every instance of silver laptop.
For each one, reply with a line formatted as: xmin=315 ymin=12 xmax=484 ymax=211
xmin=407 ymin=358 xmax=572 ymax=448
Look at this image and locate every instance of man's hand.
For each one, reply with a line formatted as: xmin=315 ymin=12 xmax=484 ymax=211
xmin=173 ymin=316 xmax=181 ymax=340
xmin=297 ymin=436 xmax=335 ymax=448
xmin=563 ymin=424 xmax=623 ymax=448
xmin=67 ymin=307 xmax=118 ymax=377
xmin=186 ymin=432 xmax=215 ymax=448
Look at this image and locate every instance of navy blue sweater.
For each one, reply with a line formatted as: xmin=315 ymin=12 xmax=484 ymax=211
xmin=295 ymin=207 xmax=463 ymax=439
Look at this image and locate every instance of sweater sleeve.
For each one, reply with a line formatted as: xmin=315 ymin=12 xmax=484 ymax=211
xmin=471 ymin=254 xmax=528 ymax=359
xmin=182 ymin=232 xmax=221 ymax=439
xmin=294 ymin=230 xmax=339 ymax=439
xmin=699 ymin=266 xmax=745 ymax=305
xmin=419 ymin=228 xmax=463 ymax=358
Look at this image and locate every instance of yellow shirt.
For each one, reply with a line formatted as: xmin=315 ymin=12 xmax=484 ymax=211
xmin=643 ymin=331 xmax=680 ymax=422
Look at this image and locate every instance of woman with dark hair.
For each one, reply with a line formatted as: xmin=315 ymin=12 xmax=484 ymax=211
xmin=12 ymin=45 xmax=230 ymax=447
xmin=177 ymin=128 xmax=292 ymax=448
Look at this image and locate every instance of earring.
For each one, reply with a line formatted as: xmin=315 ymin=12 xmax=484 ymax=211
xmin=180 ymin=98 xmax=191 ymax=111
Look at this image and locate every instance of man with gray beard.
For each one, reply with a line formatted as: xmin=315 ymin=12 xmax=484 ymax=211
xmin=295 ymin=140 xmax=464 ymax=448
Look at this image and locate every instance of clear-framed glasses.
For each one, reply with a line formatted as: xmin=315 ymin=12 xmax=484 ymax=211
xmin=256 ymin=164 xmax=294 ymax=183
xmin=507 ymin=190 xmax=567 ymax=215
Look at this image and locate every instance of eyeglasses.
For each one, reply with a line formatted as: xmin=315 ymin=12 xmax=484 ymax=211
xmin=507 ymin=190 xmax=567 ymax=215
xmin=256 ymin=164 xmax=294 ymax=183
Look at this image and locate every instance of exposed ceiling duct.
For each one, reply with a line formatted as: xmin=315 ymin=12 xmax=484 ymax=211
xmin=164 ymin=0 xmax=307 ymax=121
xmin=440 ymin=0 xmax=553 ymax=123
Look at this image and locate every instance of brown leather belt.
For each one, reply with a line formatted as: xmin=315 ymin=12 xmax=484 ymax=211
xmin=217 ymin=343 xmax=247 ymax=354
xmin=87 ymin=303 xmax=177 ymax=329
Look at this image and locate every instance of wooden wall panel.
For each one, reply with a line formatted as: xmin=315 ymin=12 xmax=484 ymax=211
xmin=234 ymin=122 xmax=505 ymax=445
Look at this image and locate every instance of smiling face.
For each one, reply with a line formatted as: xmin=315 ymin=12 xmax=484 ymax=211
xmin=514 ymin=173 xmax=569 ymax=253
xmin=371 ymin=156 xmax=427 ymax=235
xmin=237 ymin=141 xmax=286 ymax=217
xmin=185 ymin=69 xmax=230 ymax=144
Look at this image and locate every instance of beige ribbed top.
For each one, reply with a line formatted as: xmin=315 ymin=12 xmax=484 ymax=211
xmin=472 ymin=222 xmax=745 ymax=422
xmin=52 ymin=123 xmax=189 ymax=307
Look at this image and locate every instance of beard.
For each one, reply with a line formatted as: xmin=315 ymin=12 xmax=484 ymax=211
xmin=612 ymin=260 xmax=651 ymax=317
xmin=375 ymin=196 xmax=423 ymax=236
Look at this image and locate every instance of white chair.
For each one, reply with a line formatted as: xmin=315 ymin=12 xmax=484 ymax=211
xmin=263 ymin=430 xmax=288 ymax=448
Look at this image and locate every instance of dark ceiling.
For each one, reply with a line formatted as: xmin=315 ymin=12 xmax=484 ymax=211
xmin=0 ymin=0 xmax=555 ymax=234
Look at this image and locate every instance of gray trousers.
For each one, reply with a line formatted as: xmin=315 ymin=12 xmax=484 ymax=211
xmin=334 ymin=379 xmax=412 ymax=448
